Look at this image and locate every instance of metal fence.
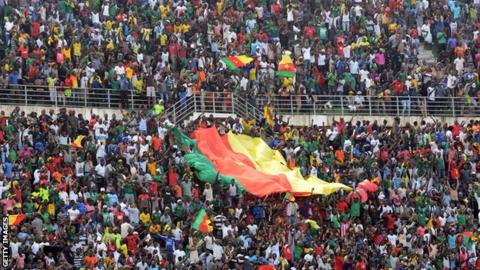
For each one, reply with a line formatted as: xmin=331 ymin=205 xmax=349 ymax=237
xmin=257 ymin=95 xmax=480 ymax=117
xmin=0 ymin=85 xmax=149 ymax=109
xmin=0 ymin=85 xmax=478 ymax=119
xmin=165 ymin=93 xmax=263 ymax=125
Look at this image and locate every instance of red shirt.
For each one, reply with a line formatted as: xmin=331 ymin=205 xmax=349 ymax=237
xmin=19 ymin=47 xmax=29 ymax=59
xmin=32 ymin=21 xmax=40 ymax=37
xmin=393 ymin=80 xmax=404 ymax=94
xmin=168 ymin=169 xmax=178 ymax=187
xmin=271 ymin=3 xmax=281 ymax=16
xmin=336 ymin=200 xmax=349 ymax=213
xmin=452 ymin=123 xmax=461 ymax=138
xmin=304 ymin=26 xmax=315 ymax=38
xmin=168 ymin=43 xmax=178 ymax=56
xmin=334 ymin=255 xmax=344 ymax=270
xmin=113 ymin=210 xmax=126 ymax=224
xmin=386 ymin=214 xmax=395 ymax=230
xmin=125 ymin=234 xmax=138 ymax=253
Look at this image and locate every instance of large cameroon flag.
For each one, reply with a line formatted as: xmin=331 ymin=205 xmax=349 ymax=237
xmin=182 ymin=127 xmax=351 ymax=197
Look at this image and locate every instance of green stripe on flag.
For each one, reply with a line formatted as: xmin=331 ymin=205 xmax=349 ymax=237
xmin=276 ymin=70 xmax=296 ymax=78
xmin=171 ymin=128 xmax=245 ymax=192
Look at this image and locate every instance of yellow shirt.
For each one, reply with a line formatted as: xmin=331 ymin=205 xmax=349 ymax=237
xmin=388 ymin=23 xmax=397 ymax=32
xmin=63 ymin=47 xmax=71 ymax=59
xmin=249 ymin=68 xmax=256 ymax=81
xmin=47 ymin=77 xmax=57 ymax=87
xmin=18 ymin=33 xmax=30 ymax=44
xmin=106 ymin=20 xmax=115 ymax=30
xmin=125 ymin=66 xmax=134 ymax=80
xmin=47 ymin=203 xmax=56 ymax=216
xmin=160 ymin=34 xmax=168 ymax=46
xmin=160 ymin=5 xmax=170 ymax=18
xmin=133 ymin=78 xmax=143 ymax=91
xmin=119 ymin=244 xmax=128 ymax=257
xmin=73 ymin=42 xmax=81 ymax=56
xmin=139 ymin=212 xmax=151 ymax=224
xmin=141 ymin=28 xmax=152 ymax=41
xmin=217 ymin=0 xmax=224 ymax=15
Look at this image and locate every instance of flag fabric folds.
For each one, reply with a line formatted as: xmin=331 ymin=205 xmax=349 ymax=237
xmin=192 ymin=127 xmax=293 ymax=197
xmin=225 ymin=132 xmax=352 ymax=196
xmin=171 ymin=128 xmax=245 ymax=192
xmin=221 ymin=55 xmax=254 ymax=70
xmin=276 ymin=54 xmax=296 ymax=78
xmin=192 ymin=209 xmax=213 ymax=233
xmin=172 ymin=127 xmax=351 ymax=197
xmin=9 ymin=214 xmax=26 ymax=226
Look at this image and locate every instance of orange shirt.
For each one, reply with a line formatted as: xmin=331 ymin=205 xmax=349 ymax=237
xmin=455 ymin=46 xmax=465 ymax=58
xmin=152 ymin=136 xmax=162 ymax=151
xmin=84 ymin=256 xmax=97 ymax=270
xmin=335 ymin=150 xmax=345 ymax=164
xmin=174 ymin=184 xmax=182 ymax=198
xmin=147 ymin=161 xmax=157 ymax=176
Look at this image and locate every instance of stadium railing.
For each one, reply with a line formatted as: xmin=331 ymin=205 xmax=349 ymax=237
xmin=0 ymin=85 xmax=476 ymax=119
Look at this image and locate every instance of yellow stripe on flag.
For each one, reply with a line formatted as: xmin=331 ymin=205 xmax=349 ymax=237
xmin=226 ymin=132 xmax=352 ymax=196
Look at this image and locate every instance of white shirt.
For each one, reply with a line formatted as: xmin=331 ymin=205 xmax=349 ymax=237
xmin=91 ymin=12 xmax=100 ymax=24
xmin=173 ymin=249 xmax=186 ymax=264
xmin=287 ymin=9 xmax=294 ymax=22
xmin=212 ymin=243 xmax=224 ymax=260
xmin=203 ymin=188 xmax=213 ymax=202
xmin=454 ymin=58 xmax=465 ymax=72
xmin=229 ymin=184 xmax=237 ymax=197
xmin=318 ymin=54 xmax=326 ymax=66
xmin=302 ymin=47 xmax=312 ymax=61
xmin=121 ymin=222 xmax=134 ymax=238
xmin=68 ymin=208 xmax=80 ymax=221
xmin=95 ymin=164 xmax=106 ymax=177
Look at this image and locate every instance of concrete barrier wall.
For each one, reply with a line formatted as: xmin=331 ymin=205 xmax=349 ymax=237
xmin=1 ymin=105 xmax=478 ymax=127
xmin=284 ymin=114 xmax=480 ymax=127
xmin=0 ymin=105 xmax=124 ymax=119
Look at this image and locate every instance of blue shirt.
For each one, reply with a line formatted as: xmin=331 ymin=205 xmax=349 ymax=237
xmin=8 ymin=73 xmax=18 ymax=85
xmin=447 ymin=234 xmax=457 ymax=249
xmin=5 ymin=162 xmax=13 ymax=179
xmin=77 ymin=202 xmax=86 ymax=216
xmin=158 ymin=235 xmax=181 ymax=253
xmin=107 ymin=193 xmax=119 ymax=206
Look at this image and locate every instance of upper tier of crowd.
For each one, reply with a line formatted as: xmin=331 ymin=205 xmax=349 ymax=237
xmin=1 ymin=0 xmax=480 ymax=110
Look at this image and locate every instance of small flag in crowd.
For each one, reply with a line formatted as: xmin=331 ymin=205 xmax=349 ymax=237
xmin=221 ymin=55 xmax=254 ymax=70
xmin=276 ymin=54 xmax=296 ymax=78
xmin=9 ymin=214 xmax=26 ymax=226
xmin=192 ymin=209 xmax=213 ymax=233
xmin=69 ymin=135 xmax=85 ymax=148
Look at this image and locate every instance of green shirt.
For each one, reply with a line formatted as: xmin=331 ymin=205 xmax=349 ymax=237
xmin=350 ymin=202 xmax=360 ymax=217
xmin=437 ymin=32 xmax=447 ymax=45
xmin=124 ymin=182 xmax=135 ymax=194
xmin=174 ymin=205 xmax=185 ymax=218
xmin=8 ymin=150 xmax=17 ymax=163
xmin=457 ymin=214 xmax=466 ymax=226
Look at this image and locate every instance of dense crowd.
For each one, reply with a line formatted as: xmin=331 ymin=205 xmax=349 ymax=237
xmin=0 ymin=105 xmax=480 ymax=269
xmin=2 ymin=0 xmax=480 ymax=111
